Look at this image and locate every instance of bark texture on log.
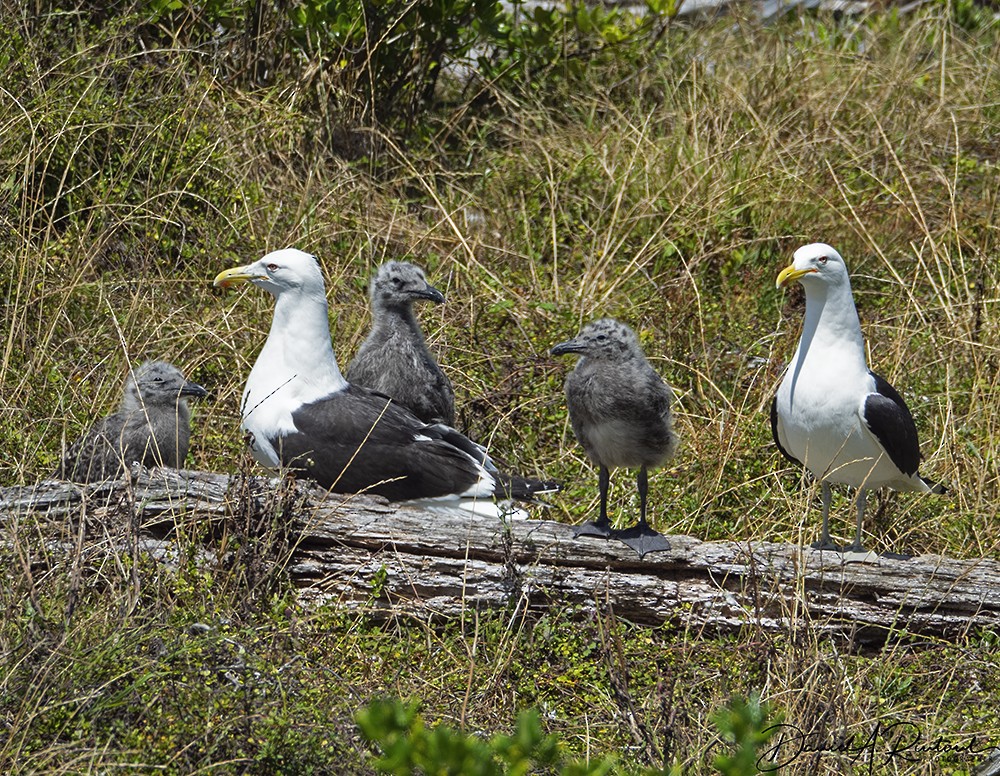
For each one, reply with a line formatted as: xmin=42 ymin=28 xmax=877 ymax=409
xmin=2 ymin=468 xmax=998 ymax=645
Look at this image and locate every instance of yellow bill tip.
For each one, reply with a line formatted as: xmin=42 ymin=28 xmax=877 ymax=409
xmin=776 ymin=264 xmax=816 ymax=289
xmin=213 ymin=265 xmax=262 ymax=288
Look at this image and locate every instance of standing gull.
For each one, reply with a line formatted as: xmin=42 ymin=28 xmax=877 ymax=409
xmin=772 ymin=242 xmax=945 ymax=554
xmin=551 ymin=318 xmax=678 ymax=557
xmin=59 ymin=360 xmax=208 ymax=483
xmin=213 ymin=248 xmax=556 ymax=506
xmin=346 ymin=261 xmax=455 ymax=426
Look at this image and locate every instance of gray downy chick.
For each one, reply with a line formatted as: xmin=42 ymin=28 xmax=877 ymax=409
xmin=59 ymin=360 xmax=208 ymax=483
xmin=551 ymin=318 xmax=678 ymax=557
xmin=346 ymin=261 xmax=456 ymax=426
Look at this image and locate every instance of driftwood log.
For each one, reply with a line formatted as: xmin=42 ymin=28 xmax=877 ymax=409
xmin=1 ymin=468 xmax=998 ymax=646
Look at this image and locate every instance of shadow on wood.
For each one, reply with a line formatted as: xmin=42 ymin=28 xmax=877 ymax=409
xmin=2 ymin=468 xmax=998 ymax=647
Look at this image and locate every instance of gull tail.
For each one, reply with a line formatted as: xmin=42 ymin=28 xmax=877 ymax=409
xmin=920 ymin=475 xmax=947 ymax=495
xmin=496 ymin=472 xmax=561 ymax=502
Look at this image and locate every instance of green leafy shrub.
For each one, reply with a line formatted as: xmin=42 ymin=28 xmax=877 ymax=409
xmin=289 ymin=0 xmax=508 ymax=126
xmin=31 ymin=0 xmax=675 ymax=129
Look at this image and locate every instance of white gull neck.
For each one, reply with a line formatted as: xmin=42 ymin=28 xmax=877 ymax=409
xmin=794 ymin=277 xmax=867 ymax=372
xmin=242 ymin=281 xmax=347 ymax=428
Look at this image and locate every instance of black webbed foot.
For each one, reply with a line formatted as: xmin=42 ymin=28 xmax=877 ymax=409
xmin=878 ymin=550 xmax=912 ymax=561
xmin=614 ymin=523 xmax=671 ymax=558
xmin=574 ymin=520 xmax=615 ymax=539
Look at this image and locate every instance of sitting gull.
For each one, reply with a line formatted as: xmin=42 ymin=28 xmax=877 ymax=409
xmin=551 ymin=318 xmax=678 ymax=557
xmin=772 ymin=243 xmax=945 ymax=554
xmin=213 ymin=248 xmax=556 ymax=507
xmin=346 ymin=261 xmax=455 ymax=426
xmin=59 ymin=360 xmax=207 ymax=483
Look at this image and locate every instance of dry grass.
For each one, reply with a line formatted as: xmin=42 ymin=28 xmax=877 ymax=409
xmin=2 ymin=3 xmax=1000 ymax=773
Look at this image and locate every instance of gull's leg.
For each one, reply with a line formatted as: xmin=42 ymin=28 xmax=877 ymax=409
xmin=575 ymin=465 xmax=614 ymax=539
xmin=844 ymin=488 xmax=869 ymax=553
xmin=615 ymin=465 xmax=671 ymax=558
xmin=638 ymin=464 xmax=649 ymax=527
xmin=811 ymin=482 xmax=840 ymax=551
xmin=599 ymin=464 xmax=611 ymax=529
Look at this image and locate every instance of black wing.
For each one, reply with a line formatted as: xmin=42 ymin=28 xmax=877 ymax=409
xmin=278 ymin=385 xmax=484 ymax=501
xmin=863 ymin=372 xmax=921 ymax=477
xmin=770 ymin=396 xmax=802 ymax=466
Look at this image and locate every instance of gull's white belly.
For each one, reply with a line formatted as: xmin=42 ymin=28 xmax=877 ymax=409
xmin=782 ymin=416 xmax=897 ymax=487
xmin=778 ymin=368 xmax=903 ymax=488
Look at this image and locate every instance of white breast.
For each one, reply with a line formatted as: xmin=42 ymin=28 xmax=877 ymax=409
xmin=777 ymin=362 xmax=903 ymax=488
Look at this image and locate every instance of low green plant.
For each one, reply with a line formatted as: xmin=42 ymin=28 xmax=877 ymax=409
xmin=356 ymin=698 xmax=617 ymax=775
xmin=358 ymin=695 xmax=791 ymax=774
xmin=711 ymin=692 xmax=784 ymax=776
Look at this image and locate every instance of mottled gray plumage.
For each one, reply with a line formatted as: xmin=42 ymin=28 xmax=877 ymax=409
xmin=346 ymin=261 xmax=455 ymax=426
xmin=552 ymin=318 xmax=678 ymax=557
xmin=59 ymin=361 xmax=207 ymax=483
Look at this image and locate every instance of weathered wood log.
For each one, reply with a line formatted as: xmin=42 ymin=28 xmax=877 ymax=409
xmin=2 ymin=468 xmax=998 ymax=645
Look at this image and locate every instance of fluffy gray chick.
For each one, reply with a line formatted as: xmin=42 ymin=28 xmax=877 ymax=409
xmin=346 ymin=261 xmax=455 ymax=426
xmin=552 ymin=318 xmax=678 ymax=557
xmin=59 ymin=360 xmax=207 ymax=482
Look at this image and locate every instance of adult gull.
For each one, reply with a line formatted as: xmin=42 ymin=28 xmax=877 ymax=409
xmin=772 ymin=242 xmax=945 ymax=554
xmin=213 ymin=248 xmax=556 ymax=508
xmin=346 ymin=261 xmax=455 ymax=426
xmin=552 ymin=318 xmax=678 ymax=557
xmin=59 ymin=360 xmax=207 ymax=483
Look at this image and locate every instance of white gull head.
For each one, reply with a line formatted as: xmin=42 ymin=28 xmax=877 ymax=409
xmin=214 ymin=248 xmax=347 ymax=466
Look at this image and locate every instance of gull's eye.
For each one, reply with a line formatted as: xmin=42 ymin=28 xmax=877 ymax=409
xmin=391 ymin=276 xmax=404 ymax=288
xmin=818 ymin=256 xmax=828 ymax=265
xmin=267 ymin=263 xmax=279 ymax=271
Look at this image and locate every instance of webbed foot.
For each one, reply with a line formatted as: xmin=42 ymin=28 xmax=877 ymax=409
xmin=614 ymin=523 xmax=672 ymax=558
xmin=574 ymin=520 xmax=615 ymax=539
